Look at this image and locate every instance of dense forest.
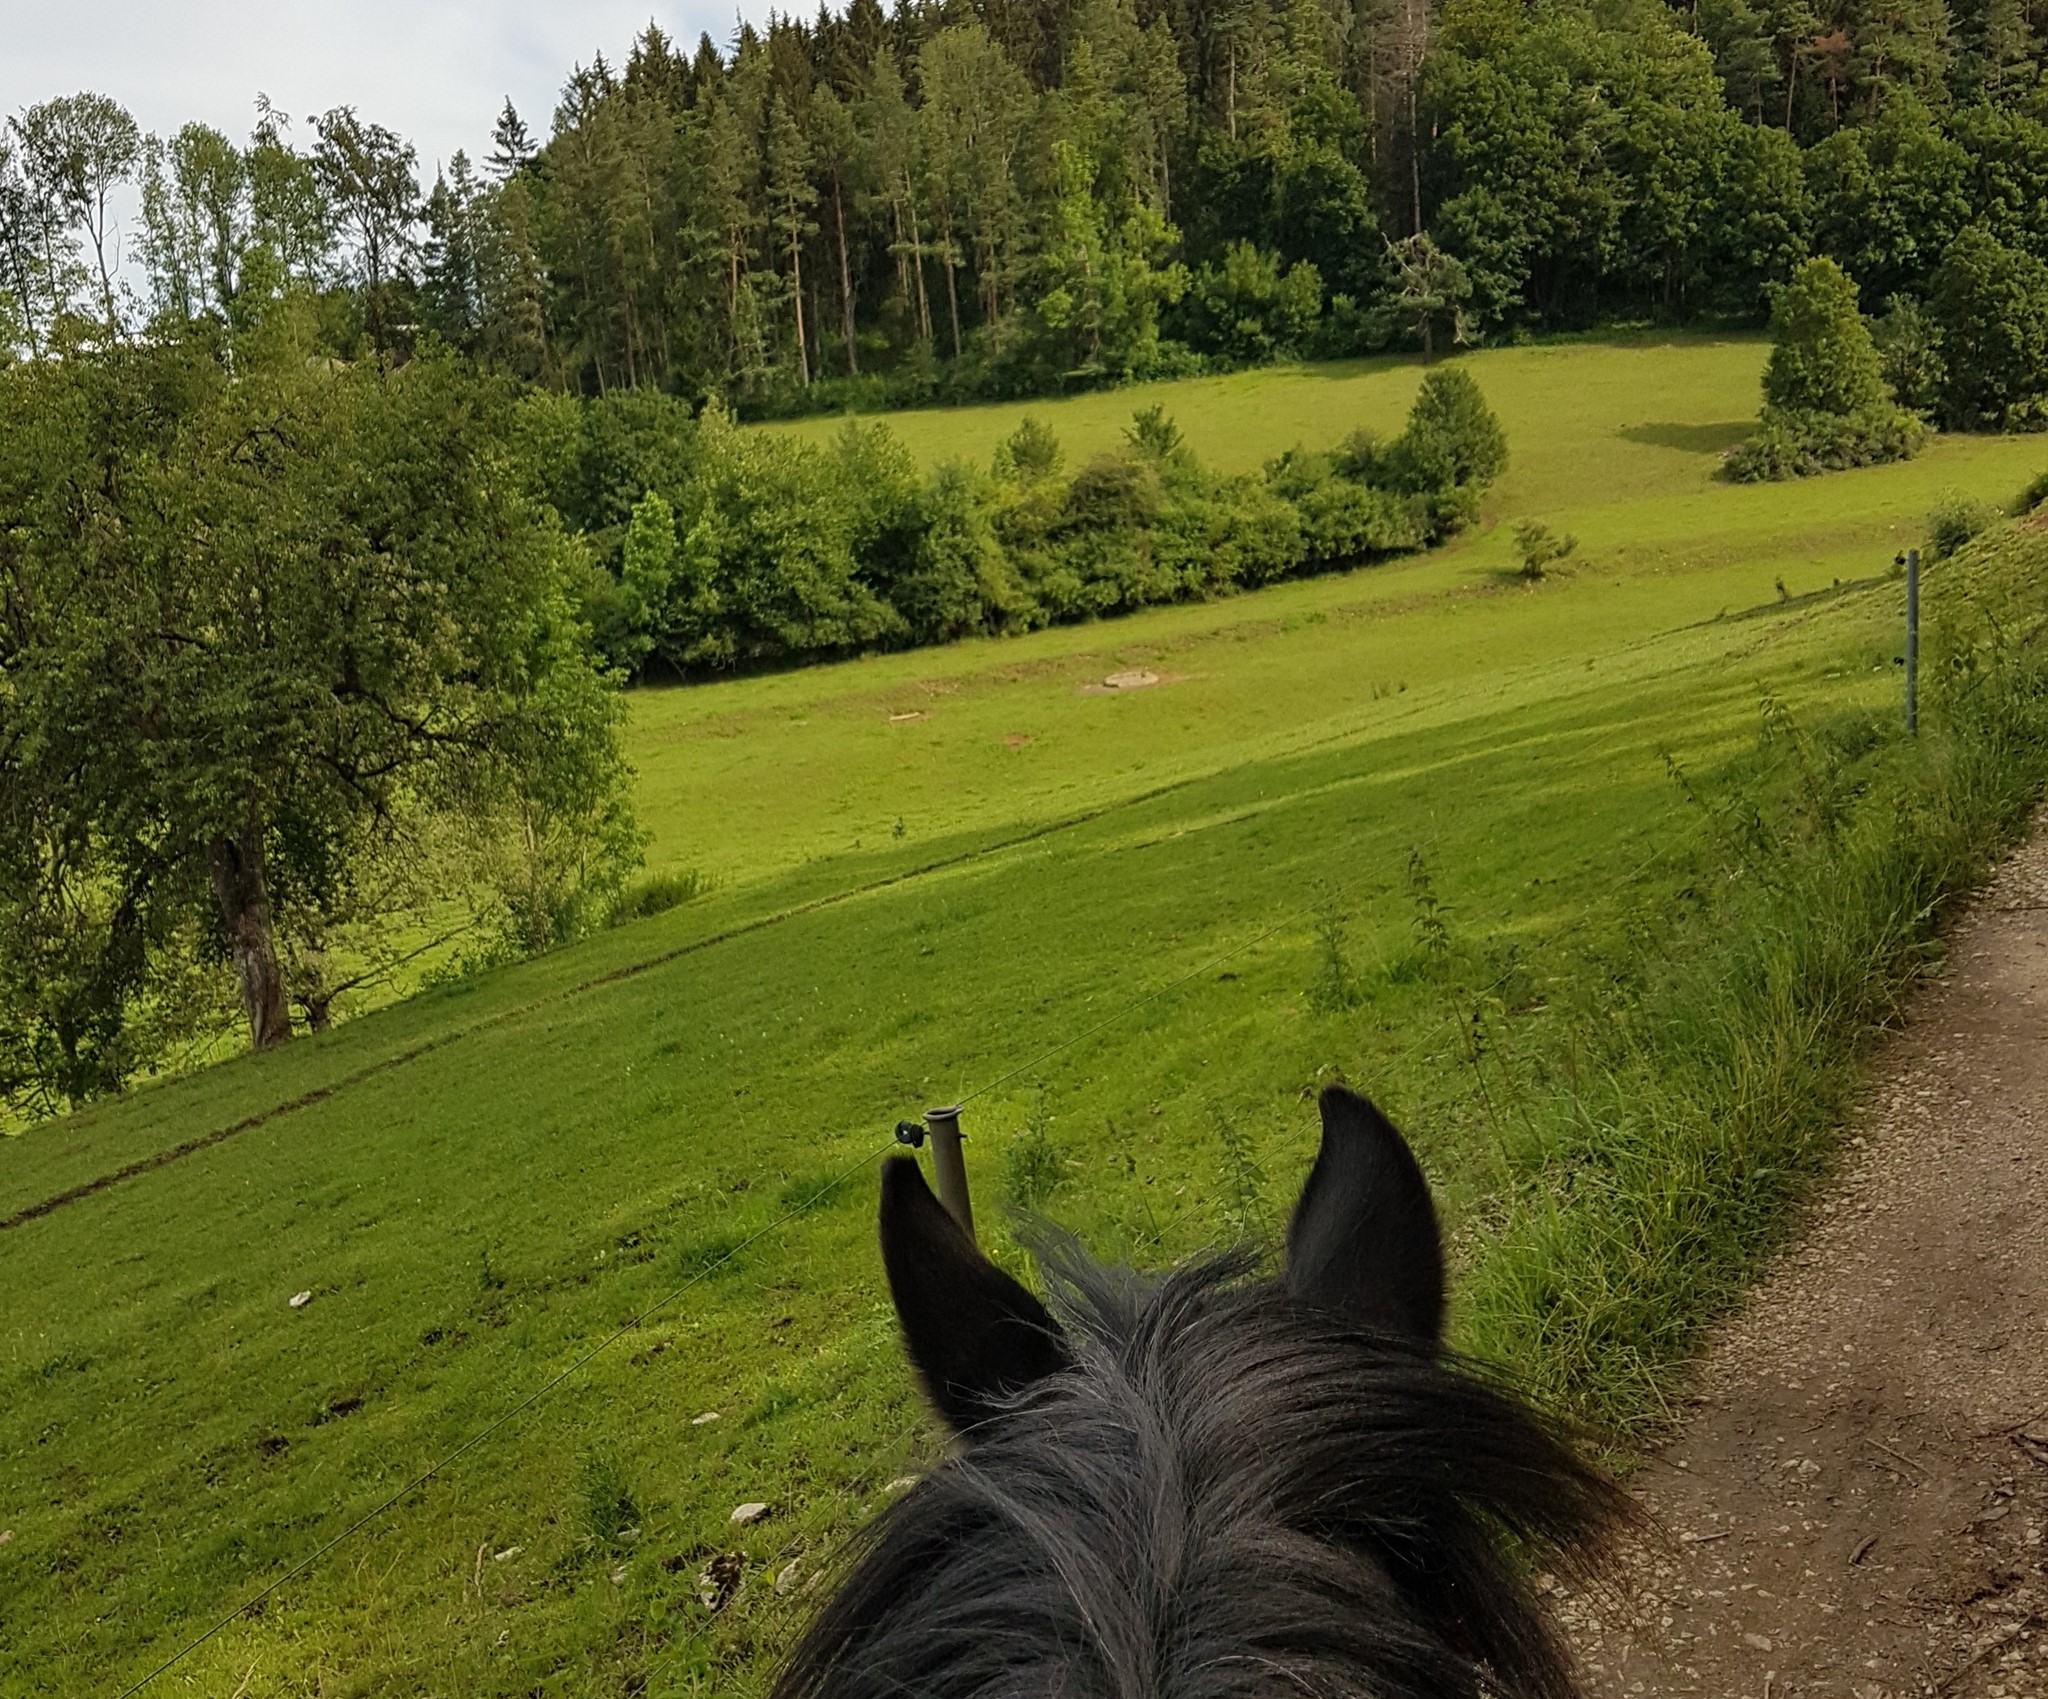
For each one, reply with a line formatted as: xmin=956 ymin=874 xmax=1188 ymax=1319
xmin=7 ymin=0 xmax=2048 ymax=415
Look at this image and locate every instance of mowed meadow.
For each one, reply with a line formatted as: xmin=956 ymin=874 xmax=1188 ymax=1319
xmin=6 ymin=335 xmax=2046 ymax=1698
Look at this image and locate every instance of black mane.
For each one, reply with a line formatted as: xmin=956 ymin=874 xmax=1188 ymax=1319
xmin=776 ymin=1246 xmax=1622 ymax=1699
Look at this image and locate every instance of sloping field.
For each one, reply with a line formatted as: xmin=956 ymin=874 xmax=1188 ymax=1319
xmin=3 ymin=338 xmax=2043 ymax=1698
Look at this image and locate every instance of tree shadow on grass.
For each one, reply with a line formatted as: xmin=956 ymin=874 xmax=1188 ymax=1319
xmin=1619 ymin=421 xmax=1752 ymax=453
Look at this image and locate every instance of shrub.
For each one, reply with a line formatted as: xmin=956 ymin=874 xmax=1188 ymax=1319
xmin=1762 ymin=258 xmax=1890 ymax=417
xmin=1727 ymin=403 xmax=1927 ymax=482
xmin=2010 ymin=469 xmax=2048 ymax=516
xmin=897 ymin=460 xmax=1026 ymax=641
xmin=1124 ymin=404 xmax=1191 ymax=467
xmin=1927 ymin=491 xmax=1997 ymax=560
xmin=1292 ymin=476 xmax=1426 ymax=565
xmin=1928 ymin=226 xmax=2048 ymax=431
xmin=1062 ymin=453 xmax=1165 ymax=531
xmin=1153 ymin=475 xmax=1306 ymax=589
xmin=1512 ymin=520 xmax=1578 ymax=580
xmin=1377 ymin=366 xmax=1507 ymax=530
xmin=610 ymin=868 xmax=709 ymax=926
xmin=1179 ymin=241 xmax=1325 ymax=365
xmin=1871 ymin=294 xmax=1946 ymax=416
xmin=992 ymin=416 xmax=1063 ymax=483
xmin=1731 ymin=259 xmax=1928 ymax=482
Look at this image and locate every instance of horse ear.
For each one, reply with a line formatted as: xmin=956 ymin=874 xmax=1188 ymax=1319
xmin=879 ymin=1155 xmax=1069 ymax=1434
xmin=1284 ymin=1086 xmax=1446 ymax=1344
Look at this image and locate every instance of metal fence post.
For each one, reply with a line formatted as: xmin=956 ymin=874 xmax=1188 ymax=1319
xmin=1905 ymin=547 xmax=1920 ymax=735
xmin=923 ymin=1105 xmax=974 ymax=1243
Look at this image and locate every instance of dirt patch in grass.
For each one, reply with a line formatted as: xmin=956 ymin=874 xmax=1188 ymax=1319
xmin=1077 ymin=670 xmax=1187 ymax=695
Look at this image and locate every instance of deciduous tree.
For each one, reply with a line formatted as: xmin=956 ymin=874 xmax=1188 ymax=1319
xmin=0 ymin=325 xmax=636 ymax=1108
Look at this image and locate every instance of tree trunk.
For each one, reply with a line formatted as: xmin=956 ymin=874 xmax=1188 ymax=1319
xmin=210 ymin=826 xmax=291 ymax=1052
xmin=790 ymin=217 xmax=811 ymax=387
xmin=940 ymin=214 xmax=964 ymax=359
xmin=1409 ymin=84 xmax=1424 ymax=236
xmin=904 ymin=173 xmax=933 ymax=343
xmin=834 ymin=179 xmax=859 ymax=375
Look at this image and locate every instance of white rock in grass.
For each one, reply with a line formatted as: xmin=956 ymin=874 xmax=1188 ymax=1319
xmin=691 ymin=1411 xmax=720 ymax=1426
xmin=493 ymin=1546 xmax=522 ymax=1562
xmin=884 ymin=1476 xmax=918 ymax=1494
xmin=0 ymin=1530 xmax=11 ymax=1545
xmin=289 ymin=1291 xmax=313 ymax=1309
xmin=775 ymin=1558 xmax=804 ymax=1595
xmin=730 ymin=1502 xmax=772 ymax=1526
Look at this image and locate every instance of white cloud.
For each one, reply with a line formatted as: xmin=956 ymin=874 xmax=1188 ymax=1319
xmin=1 ymin=1 xmax=775 ymax=174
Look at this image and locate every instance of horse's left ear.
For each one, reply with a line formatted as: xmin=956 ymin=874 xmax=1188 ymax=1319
xmin=879 ymin=1155 xmax=1069 ymax=1434
xmin=1285 ymin=1085 xmax=1446 ymax=1344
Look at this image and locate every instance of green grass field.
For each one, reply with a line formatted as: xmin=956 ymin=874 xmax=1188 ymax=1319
xmin=4 ymin=335 xmax=2044 ymax=1699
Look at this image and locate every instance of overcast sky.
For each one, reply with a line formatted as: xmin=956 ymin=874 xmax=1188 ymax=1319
xmin=3 ymin=2 xmax=777 ymax=177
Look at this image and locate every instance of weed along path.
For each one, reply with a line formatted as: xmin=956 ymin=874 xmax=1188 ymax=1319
xmin=1562 ymin=824 xmax=2048 ymax=1698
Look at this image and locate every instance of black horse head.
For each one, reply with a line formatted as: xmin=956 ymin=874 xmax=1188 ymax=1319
xmin=776 ymin=1086 xmax=1623 ymax=1699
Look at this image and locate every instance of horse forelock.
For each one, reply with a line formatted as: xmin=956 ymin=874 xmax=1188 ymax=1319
xmin=774 ymin=1252 xmax=1621 ymax=1699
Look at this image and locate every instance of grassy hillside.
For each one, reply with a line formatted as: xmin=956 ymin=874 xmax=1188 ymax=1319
xmin=3 ymin=339 xmax=2044 ymax=1699
xmin=641 ymin=334 xmax=2037 ymax=887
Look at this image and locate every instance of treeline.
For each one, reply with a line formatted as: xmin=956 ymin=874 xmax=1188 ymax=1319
xmin=10 ymin=0 xmax=2048 ymax=413
xmin=525 ymin=366 xmax=1506 ymax=674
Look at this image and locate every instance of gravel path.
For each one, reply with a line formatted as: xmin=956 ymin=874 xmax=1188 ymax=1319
xmin=1558 ymin=823 xmax=2048 ymax=1699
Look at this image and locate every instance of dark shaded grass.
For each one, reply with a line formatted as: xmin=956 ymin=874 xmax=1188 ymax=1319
xmin=1461 ymin=524 xmax=2048 ymax=1432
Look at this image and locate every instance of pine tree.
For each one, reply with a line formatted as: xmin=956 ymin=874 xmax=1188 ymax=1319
xmin=488 ymin=99 xmax=536 ymax=179
xmin=766 ymin=94 xmax=820 ymax=385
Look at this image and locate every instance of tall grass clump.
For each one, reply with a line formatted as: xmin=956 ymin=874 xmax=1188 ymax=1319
xmin=610 ymin=867 xmax=709 ymax=926
xmin=1306 ymin=907 xmax=1363 ymax=1012
xmin=1461 ymin=523 xmax=2048 ymax=1432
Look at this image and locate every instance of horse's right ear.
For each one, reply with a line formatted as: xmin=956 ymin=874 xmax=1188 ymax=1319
xmin=879 ymin=1155 xmax=1069 ymax=1434
xmin=1285 ymin=1086 xmax=1446 ymax=1344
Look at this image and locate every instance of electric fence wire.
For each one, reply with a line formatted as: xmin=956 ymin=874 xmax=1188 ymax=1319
xmin=113 ymin=829 xmax=1682 ymax=1696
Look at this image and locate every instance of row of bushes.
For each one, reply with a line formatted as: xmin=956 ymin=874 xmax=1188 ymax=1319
xmin=523 ymin=369 xmax=1509 ymax=679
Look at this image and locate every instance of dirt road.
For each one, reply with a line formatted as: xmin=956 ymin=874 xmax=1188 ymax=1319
xmin=1559 ymin=826 xmax=2048 ymax=1699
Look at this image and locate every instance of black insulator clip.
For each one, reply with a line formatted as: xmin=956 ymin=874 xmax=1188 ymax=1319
xmin=893 ymin=1118 xmax=927 ymax=1149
